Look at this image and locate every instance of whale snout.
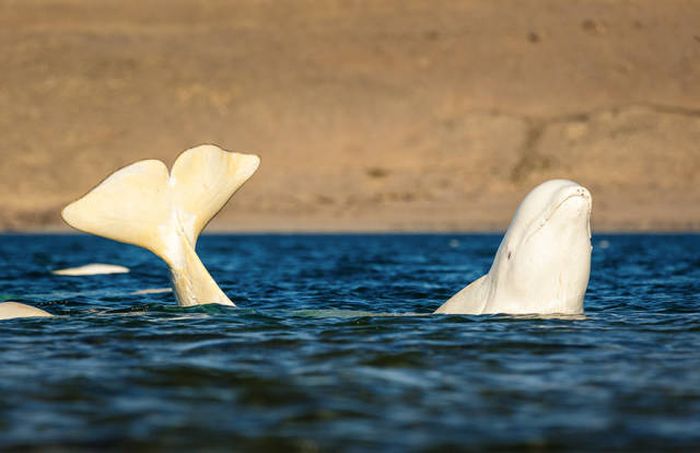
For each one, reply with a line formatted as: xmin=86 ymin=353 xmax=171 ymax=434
xmin=575 ymin=186 xmax=592 ymax=202
xmin=563 ymin=185 xmax=592 ymax=210
xmin=564 ymin=185 xmax=593 ymax=238
xmin=547 ymin=184 xmax=592 ymax=227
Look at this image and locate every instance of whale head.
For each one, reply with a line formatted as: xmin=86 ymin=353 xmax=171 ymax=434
xmin=486 ymin=179 xmax=592 ymax=314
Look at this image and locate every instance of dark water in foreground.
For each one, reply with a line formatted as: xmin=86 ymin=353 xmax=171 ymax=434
xmin=0 ymin=234 xmax=699 ymax=451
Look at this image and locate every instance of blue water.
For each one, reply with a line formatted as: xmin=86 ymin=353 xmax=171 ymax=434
xmin=0 ymin=234 xmax=699 ymax=451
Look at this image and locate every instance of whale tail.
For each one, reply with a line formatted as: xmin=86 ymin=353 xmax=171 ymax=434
xmin=62 ymin=144 xmax=260 ymax=307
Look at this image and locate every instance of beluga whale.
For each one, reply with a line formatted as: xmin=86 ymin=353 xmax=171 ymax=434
xmin=435 ymin=179 xmax=592 ymax=315
xmin=62 ymin=144 xmax=260 ymax=307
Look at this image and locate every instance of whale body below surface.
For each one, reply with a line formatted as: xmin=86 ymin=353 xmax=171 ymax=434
xmin=52 ymin=263 xmax=130 ymax=276
xmin=0 ymin=302 xmax=53 ymax=320
xmin=62 ymin=144 xmax=260 ymax=307
xmin=435 ymin=179 xmax=593 ymax=315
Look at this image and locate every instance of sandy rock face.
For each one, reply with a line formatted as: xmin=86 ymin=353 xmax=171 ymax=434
xmin=1 ymin=0 xmax=699 ymax=231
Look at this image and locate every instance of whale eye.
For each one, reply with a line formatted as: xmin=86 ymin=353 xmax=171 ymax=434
xmin=507 ymin=251 xmax=512 ymax=260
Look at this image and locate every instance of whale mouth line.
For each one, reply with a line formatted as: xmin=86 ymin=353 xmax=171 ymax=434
xmin=524 ymin=192 xmax=590 ymax=243
xmin=547 ymin=192 xmax=589 ymax=219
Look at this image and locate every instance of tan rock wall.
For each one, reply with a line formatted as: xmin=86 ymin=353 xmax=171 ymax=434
xmin=1 ymin=0 xmax=699 ymax=231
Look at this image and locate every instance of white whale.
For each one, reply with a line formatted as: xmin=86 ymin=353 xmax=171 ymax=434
xmin=62 ymin=144 xmax=260 ymax=307
xmin=52 ymin=263 xmax=130 ymax=276
xmin=435 ymin=179 xmax=592 ymax=315
xmin=0 ymin=302 xmax=53 ymax=320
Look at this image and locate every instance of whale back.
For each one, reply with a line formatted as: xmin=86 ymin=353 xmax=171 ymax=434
xmin=0 ymin=302 xmax=53 ymax=320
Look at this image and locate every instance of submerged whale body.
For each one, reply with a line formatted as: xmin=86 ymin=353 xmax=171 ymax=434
xmin=52 ymin=263 xmax=130 ymax=276
xmin=0 ymin=302 xmax=53 ymax=320
xmin=62 ymin=144 xmax=260 ymax=307
xmin=435 ymin=179 xmax=593 ymax=315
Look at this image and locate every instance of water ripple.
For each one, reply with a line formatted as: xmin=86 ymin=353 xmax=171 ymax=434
xmin=0 ymin=233 xmax=699 ymax=450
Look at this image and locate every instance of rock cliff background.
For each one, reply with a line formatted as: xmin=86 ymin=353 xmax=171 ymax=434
xmin=1 ymin=0 xmax=699 ymax=231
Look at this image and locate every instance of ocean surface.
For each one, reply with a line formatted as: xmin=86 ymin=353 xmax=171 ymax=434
xmin=0 ymin=233 xmax=699 ymax=451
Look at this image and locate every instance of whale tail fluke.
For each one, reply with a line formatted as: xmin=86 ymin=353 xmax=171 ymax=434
xmin=61 ymin=158 xmax=173 ymax=258
xmin=169 ymin=145 xmax=261 ymax=246
xmin=62 ymin=144 xmax=260 ymax=307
